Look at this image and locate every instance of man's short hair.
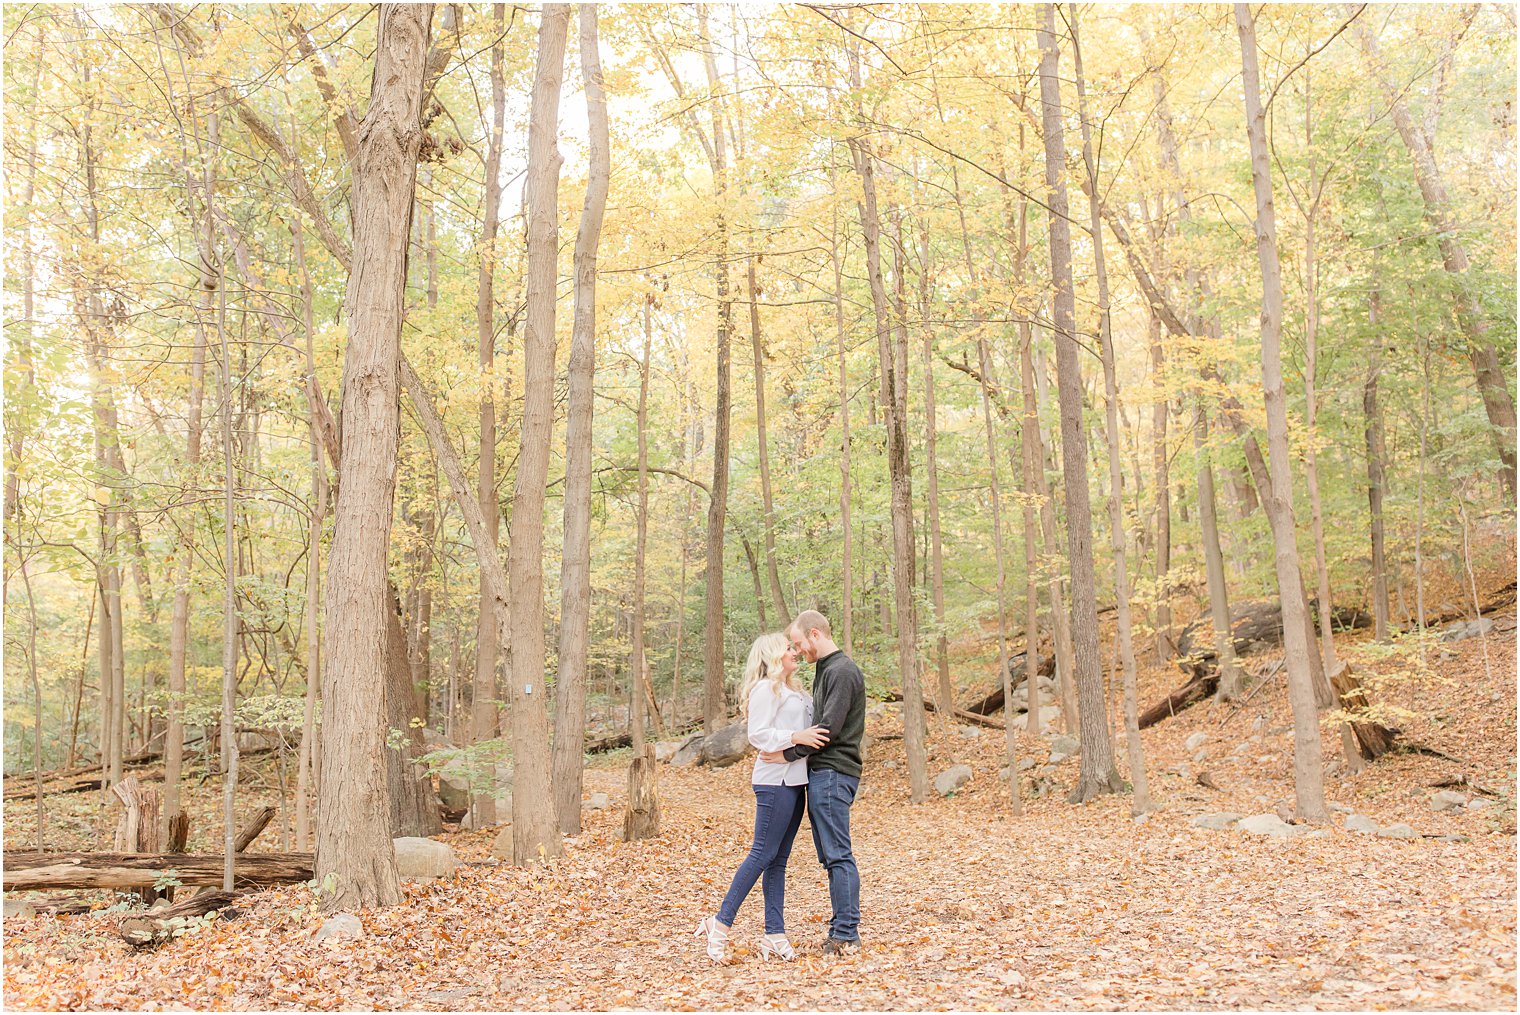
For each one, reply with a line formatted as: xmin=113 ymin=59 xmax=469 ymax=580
xmin=788 ymin=609 xmax=832 ymax=640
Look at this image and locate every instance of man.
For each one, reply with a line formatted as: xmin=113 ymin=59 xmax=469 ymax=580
xmin=759 ymin=609 xmax=864 ymax=954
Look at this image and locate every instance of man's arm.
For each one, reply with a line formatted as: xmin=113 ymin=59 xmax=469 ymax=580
xmin=782 ymin=670 xmax=849 ymax=762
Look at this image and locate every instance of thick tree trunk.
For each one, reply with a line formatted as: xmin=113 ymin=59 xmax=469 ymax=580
xmin=1038 ymin=6 xmax=1121 ymax=802
xmin=386 ymin=589 xmax=441 ymax=838
xmin=1235 ymin=3 xmax=1328 ymax=823
xmin=472 ymin=3 xmax=508 ymax=831
xmin=846 ymin=33 xmax=930 ymax=803
xmin=316 ymin=3 xmax=435 ymax=912
xmin=505 ymin=2 xmax=569 ymax=866
xmin=1072 ymin=6 xmax=1150 ymax=813
xmin=552 ymin=3 xmax=609 ymax=836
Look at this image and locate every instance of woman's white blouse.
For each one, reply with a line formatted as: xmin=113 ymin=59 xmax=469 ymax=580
xmin=747 ymin=681 xmax=813 ymax=787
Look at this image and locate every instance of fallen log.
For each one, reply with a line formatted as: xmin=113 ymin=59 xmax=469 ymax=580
xmin=885 ymin=691 xmax=1006 ymax=729
xmin=233 ymin=806 xmax=277 ymax=853
xmin=1 ymin=851 xmax=313 ymax=892
xmin=119 ymin=891 xmax=237 ymax=948
xmin=1174 ymin=599 xmax=1373 ymax=679
xmin=963 ymin=650 xmax=1058 ymax=715
xmin=1139 ymin=671 xmax=1219 ymax=729
xmin=588 ymin=718 xmax=702 ymax=754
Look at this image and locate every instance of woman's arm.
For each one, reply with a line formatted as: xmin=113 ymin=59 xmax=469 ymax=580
xmin=746 ymin=684 xmax=798 ymax=753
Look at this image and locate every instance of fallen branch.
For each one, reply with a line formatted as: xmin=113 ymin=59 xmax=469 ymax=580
xmin=885 ymin=691 xmax=1007 ymax=729
xmin=119 ymin=891 xmax=238 ymax=948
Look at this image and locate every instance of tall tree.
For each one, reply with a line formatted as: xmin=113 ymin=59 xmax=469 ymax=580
xmin=1070 ymin=3 xmax=1150 ymax=814
xmin=1355 ymin=13 xmax=1517 ymax=502
xmin=316 ymin=2 xmax=435 ymax=912
xmin=845 ymin=28 xmax=930 ymax=803
xmin=1038 ymin=4 xmax=1122 ymax=802
xmin=504 ymin=1 xmax=570 ymax=865
xmin=1235 ymin=2 xmax=1328 ymax=822
xmin=471 ymin=1 xmax=508 ymax=830
xmin=553 ymin=2 xmax=609 ymax=836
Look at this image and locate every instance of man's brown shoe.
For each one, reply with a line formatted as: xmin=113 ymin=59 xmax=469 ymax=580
xmin=821 ymin=938 xmax=859 ymax=956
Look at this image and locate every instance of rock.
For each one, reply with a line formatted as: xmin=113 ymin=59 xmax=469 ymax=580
xmin=1184 ymin=732 xmax=1208 ymax=752
xmin=1192 ymin=750 xmax=1208 ymax=764
xmin=1436 ymin=833 xmax=1472 ymax=843
xmin=4 ymin=899 xmax=36 ymax=919
xmin=670 ymin=733 xmax=705 ymax=767
xmin=392 ymin=837 xmax=458 ymax=879
xmin=1328 ymin=802 xmax=1353 ymax=814
xmin=701 ymin=723 xmax=752 ymax=768
xmin=1133 ymin=812 xmax=1152 ymax=825
xmin=957 ymin=725 xmax=982 ymax=739
xmin=420 ymin=728 xmax=453 ymax=752
xmin=1376 ymin=823 xmax=1419 ymax=840
xmin=1031 ymin=706 xmax=1062 ymax=731
xmin=653 ymin=741 xmax=680 ymax=763
xmin=859 ymin=733 xmax=874 ymax=753
xmin=1467 ymin=797 xmax=1493 ymax=812
xmin=490 ymin=824 xmax=514 ymax=859
xmin=1238 ymin=813 xmax=1297 ymax=837
xmin=1302 ymin=829 xmax=1332 ymax=839
xmin=1191 ymin=812 xmax=1244 ymax=830
xmin=1019 ymin=757 xmax=1037 ymax=771
xmin=867 ymin=703 xmax=886 ymax=721
xmin=1344 ymin=814 xmax=1379 ymax=834
xmin=438 ymin=773 xmax=470 ymax=812
xmin=934 ymin=764 xmax=974 ymax=797
xmin=584 ymin=792 xmax=611 ymax=811
xmin=313 ymin=913 xmax=364 ymax=944
xmin=1429 ymin=790 xmax=1468 ymax=812
xmin=881 ymin=760 xmax=899 ymax=771
xmin=1441 ymin=617 xmax=1494 ymax=641
xmin=148 ymin=898 xmax=173 ymax=913
xmin=1048 ymin=734 xmax=1081 ymax=764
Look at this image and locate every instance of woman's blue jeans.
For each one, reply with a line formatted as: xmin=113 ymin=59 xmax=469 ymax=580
xmin=716 ymin=783 xmax=806 ymax=934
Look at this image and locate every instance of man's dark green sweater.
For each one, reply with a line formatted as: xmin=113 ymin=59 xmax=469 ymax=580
xmin=782 ymin=650 xmax=865 ymax=778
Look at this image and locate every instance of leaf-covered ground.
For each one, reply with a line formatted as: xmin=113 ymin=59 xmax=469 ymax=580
xmin=4 ymin=564 xmax=1516 ymax=1011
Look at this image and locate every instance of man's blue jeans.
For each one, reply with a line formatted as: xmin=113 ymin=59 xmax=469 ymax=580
xmin=807 ymin=766 xmax=860 ymax=942
xmin=717 ymin=783 xmax=806 ymax=934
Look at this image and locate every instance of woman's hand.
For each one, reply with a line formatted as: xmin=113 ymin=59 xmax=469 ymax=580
xmin=790 ymin=725 xmax=831 ymax=749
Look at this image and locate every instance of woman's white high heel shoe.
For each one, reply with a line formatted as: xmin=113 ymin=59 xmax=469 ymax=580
xmin=694 ymin=916 xmax=732 ymax=964
xmin=757 ymin=933 xmax=796 ymax=962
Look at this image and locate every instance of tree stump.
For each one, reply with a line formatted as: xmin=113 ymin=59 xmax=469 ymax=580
xmin=119 ymin=891 xmax=237 ymax=948
xmin=623 ymin=744 xmax=661 ymax=841
xmin=1329 ymin=663 xmax=1397 ymax=760
xmin=112 ymin=776 xmax=163 ymax=904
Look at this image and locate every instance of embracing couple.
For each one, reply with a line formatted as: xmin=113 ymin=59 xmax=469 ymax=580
xmin=694 ymin=609 xmax=864 ymax=964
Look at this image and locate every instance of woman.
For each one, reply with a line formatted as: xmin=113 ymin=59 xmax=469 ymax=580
xmin=694 ymin=632 xmax=830 ymax=963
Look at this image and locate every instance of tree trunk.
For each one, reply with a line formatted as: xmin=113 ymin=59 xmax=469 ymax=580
xmin=505 ymin=2 xmax=569 ymax=866
xmin=1235 ymin=3 xmax=1328 ymax=823
xmin=1195 ymin=407 xmax=1244 ymax=702
xmin=631 ymin=294 xmax=654 ymax=753
xmin=845 ymin=31 xmax=930 ymax=803
xmin=552 ymin=3 xmax=609 ymax=836
xmin=471 ymin=3 xmax=508 ymax=830
xmin=701 ymin=3 xmax=734 ymax=734
xmin=1038 ymin=5 xmax=1121 ymax=802
xmin=386 ymin=589 xmax=441 ymax=838
xmin=316 ymin=3 xmax=435 ymax=912
xmin=1071 ymin=5 xmax=1150 ymax=813
xmin=748 ymin=257 xmax=789 ymax=622
xmin=915 ymin=220 xmax=952 ymax=713
xmin=976 ymin=337 xmax=1020 ymax=814
xmin=831 ymin=162 xmax=854 ymax=655
xmin=215 ymin=170 xmax=240 ymax=892
xmin=1365 ymin=298 xmax=1391 ymax=643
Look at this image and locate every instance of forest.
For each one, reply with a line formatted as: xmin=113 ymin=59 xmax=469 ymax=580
xmin=2 ymin=3 xmax=1516 ymax=1011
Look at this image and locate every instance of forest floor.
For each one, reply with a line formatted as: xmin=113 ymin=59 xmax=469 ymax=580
xmin=3 ymin=555 xmax=1516 ymax=1011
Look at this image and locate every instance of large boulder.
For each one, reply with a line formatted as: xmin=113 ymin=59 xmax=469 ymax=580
xmin=1344 ymin=814 xmax=1379 ymax=834
xmin=438 ymin=774 xmax=470 ymax=813
xmin=1429 ymin=790 xmax=1468 ymax=812
xmin=653 ymin=741 xmax=681 ymax=763
xmin=670 ymin=732 xmax=705 ymax=767
xmin=701 ymin=723 xmax=752 ymax=768
xmin=392 ymin=837 xmax=457 ymax=879
xmin=1238 ymin=813 xmax=1297 ymax=838
xmin=1047 ymin=735 xmax=1081 ymax=765
xmin=1191 ymin=812 xmax=1243 ymax=830
xmin=934 ymin=765 xmax=974 ymax=797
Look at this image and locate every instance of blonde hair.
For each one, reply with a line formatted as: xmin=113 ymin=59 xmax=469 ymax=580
xmin=739 ymin=632 xmax=797 ymax=712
